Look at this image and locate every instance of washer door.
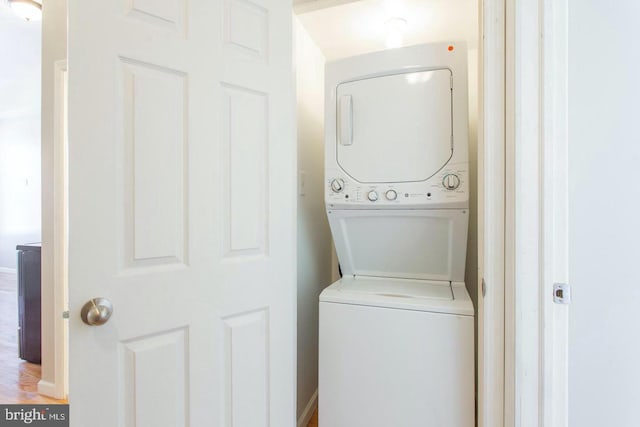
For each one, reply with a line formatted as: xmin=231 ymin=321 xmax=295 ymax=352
xmin=336 ymin=68 xmax=453 ymax=183
xmin=327 ymin=208 xmax=468 ymax=282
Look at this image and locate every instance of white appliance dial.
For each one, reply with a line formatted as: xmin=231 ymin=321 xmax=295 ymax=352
xmin=367 ymin=190 xmax=379 ymax=202
xmin=443 ymin=174 xmax=461 ymax=190
xmin=331 ymin=178 xmax=345 ymax=193
xmin=385 ymin=190 xmax=397 ymax=200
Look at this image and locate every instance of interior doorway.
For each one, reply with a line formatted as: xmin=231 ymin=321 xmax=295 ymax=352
xmin=292 ymin=1 xmax=481 ymax=425
xmin=10 ymin=0 xmax=508 ymax=425
xmin=0 ymin=0 xmax=67 ymax=404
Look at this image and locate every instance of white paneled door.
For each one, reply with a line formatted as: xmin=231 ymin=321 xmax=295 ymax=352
xmin=66 ymin=1 xmax=295 ymax=426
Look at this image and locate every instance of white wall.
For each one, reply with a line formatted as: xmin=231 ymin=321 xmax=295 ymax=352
xmin=0 ymin=4 xmax=42 ymax=270
xmin=0 ymin=117 xmax=41 ymax=269
xmin=568 ymin=1 xmax=640 ymax=426
xmin=294 ymin=18 xmax=333 ymax=424
xmin=40 ymin=0 xmax=67 ymax=395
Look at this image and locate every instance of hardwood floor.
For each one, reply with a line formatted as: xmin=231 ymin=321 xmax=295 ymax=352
xmin=307 ymin=407 xmax=318 ymax=427
xmin=0 ymin=271 xmax=66 ymax=404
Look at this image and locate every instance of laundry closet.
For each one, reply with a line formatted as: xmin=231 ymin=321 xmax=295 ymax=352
xmin=294 ymin=1 xmax=479 ymax=426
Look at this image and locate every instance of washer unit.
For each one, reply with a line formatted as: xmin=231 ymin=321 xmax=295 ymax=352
xmin=319 ymin=43 xmax=474 ymax=427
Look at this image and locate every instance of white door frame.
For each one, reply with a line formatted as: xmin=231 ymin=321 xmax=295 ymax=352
xmin=479 ymin=0 xmax=569 ymax=425
xmin=539 ymin=0 xmax=570 ymax=423
xmin=38 ymin=59 xmax=69 ymax=400
xmin=501 ymin=0 xmax=570 ymax=425
xmin=477 ymin=0 xmax=506 ymax=425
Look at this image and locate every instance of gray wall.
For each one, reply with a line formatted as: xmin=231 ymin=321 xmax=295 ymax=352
xmin=294 ymin=17 xmax=332 ymax=422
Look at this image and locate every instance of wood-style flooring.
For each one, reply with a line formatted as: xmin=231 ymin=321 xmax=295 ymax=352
xmin=307 ymin=407 xmax=318 ymax=427
xmin=0 ymin=271 xmax=66 ymax=404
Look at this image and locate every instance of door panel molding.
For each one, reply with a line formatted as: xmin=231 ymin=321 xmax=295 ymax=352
xmin=222 ymin=308 xmax=271 ymax=427
xmin=124 ymin=0 xmax=188 ymax=35
xmin=220 ymin=83 xmax=270 ymax=259
xmin=119 ymin=58 xmax=189 ymax=269
xmin=120 ymin=327 xmax=190 ymax=427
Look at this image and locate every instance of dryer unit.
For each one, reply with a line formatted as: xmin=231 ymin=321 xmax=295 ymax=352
xmin=319 ymin=43 xmax=474 ymax=427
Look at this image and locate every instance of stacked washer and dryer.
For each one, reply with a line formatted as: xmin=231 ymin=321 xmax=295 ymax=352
xmin=319 ymin=43 xmax=475 ymax=426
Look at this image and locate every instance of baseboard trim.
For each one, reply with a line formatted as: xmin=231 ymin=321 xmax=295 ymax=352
xmin=0 ymin=267 xmax=16 ymax=274
xmin=297 ymin=389 xmax=318 ymax=427
xmin=38 ymin=379 xmax=64 ymax=400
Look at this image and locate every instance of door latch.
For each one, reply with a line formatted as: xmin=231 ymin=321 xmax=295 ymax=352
xmin=553 ymin=283 xmax=571 ymax=304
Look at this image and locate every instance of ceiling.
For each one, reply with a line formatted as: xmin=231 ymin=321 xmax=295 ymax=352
xmin=296 ymin=0 xmax=478 ymax=61
xmin=0 ymin=2 xmax=41 ymax=119
xmin=0 ymin=0 xmax=476 ymax=117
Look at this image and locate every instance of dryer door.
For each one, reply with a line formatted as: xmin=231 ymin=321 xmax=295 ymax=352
xmin=336 ymin=68 xmax=453 ymax=183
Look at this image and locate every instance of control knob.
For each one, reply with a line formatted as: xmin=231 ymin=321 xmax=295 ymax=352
xmin=385 ymin=190 xmax=397 ymax=200
xmin=330 ymin=178 xmax=345 ymax=193
xmin=367 ymin=190 xmax=378 ymax=202
xmin=443 ymin=174 xmax=461 ymax=190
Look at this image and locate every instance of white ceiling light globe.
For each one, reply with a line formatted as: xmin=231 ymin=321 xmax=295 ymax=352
xmin=385 ymin=17 xmax=408 ymax=49
xmin=9 ymin=0 xmax=42 ymax=21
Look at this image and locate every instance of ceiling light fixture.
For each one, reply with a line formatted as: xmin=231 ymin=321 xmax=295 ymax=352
xmin=385 ymin=17 xmax=408 ymax=49
xmin=8 ymin=0 xmax=42 ymax=22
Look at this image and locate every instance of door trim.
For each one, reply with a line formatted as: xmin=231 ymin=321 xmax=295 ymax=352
xmin=477 ymin=0 xmax=506 ymax=426
xmin=39 ymin=59 xmax=68 ymax=400
xmin=503 ymin=0 xmax=570 ymax=425
xmin=539 ymin=0 xmax=569 ymax=424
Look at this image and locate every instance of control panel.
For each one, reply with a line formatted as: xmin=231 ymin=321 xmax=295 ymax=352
xmin=324 ymin=43 xmax=470 ymax=211
xmin=326 ymin=162 xmax=468 ymax=209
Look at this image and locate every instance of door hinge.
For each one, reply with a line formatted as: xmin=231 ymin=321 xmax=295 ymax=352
xmin=62 ymin=311 xmax=69 ymax=319
xmin=481 ymin=278 xmax=486 ymax=298
xmin=553 ymin=283 xmax=571 ymax=304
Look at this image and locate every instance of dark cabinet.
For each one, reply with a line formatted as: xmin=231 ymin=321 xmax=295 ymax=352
xmin=16 ymin=243 xmax=41 ymax=364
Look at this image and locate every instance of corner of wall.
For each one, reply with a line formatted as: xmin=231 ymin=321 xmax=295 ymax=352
xmin=294 ymin=16 xmax=331 ymax=421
